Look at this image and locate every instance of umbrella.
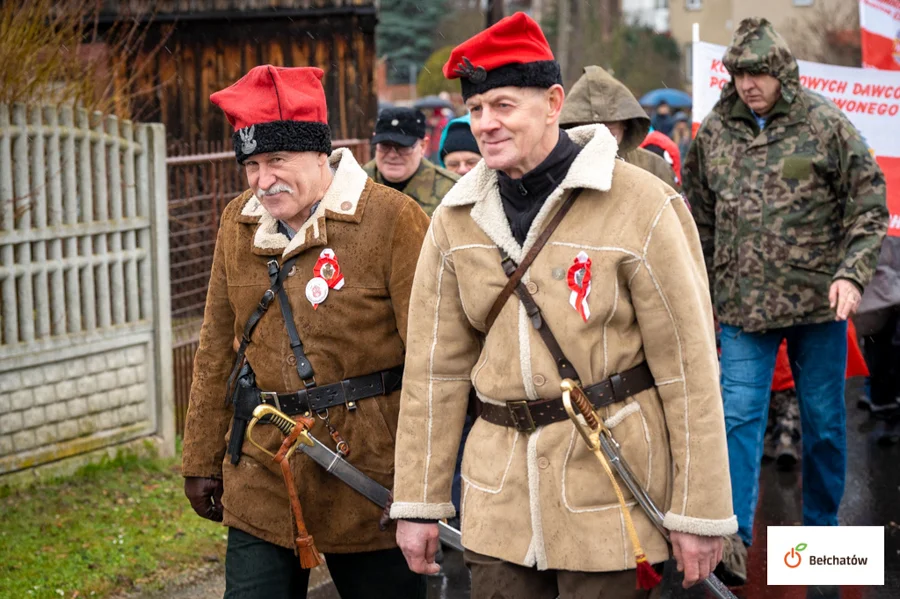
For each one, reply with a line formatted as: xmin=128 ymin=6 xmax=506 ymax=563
xmin=639 ymin=88 xmax=692 ymax=109
xmin=413 ymin=95 xmax=454 ymax=110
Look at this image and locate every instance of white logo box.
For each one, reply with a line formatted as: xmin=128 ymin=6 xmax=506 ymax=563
xmin=767 ymin=526 xmax=885 ymax=586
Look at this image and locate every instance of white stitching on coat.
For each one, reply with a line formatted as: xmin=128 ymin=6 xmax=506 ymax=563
xmin=519 ymin=300 xmax=539 ymax=401
xmin=461 ymin=432 xmax=519 ymax=494
xmin=602 ymin=273 xmax=620 ymax=379
xmin=446 ymin=243 xmax=498 ymax=254
xmin=525 ymin=429 xmax=547 ymax=569
xmin=423 ymin=255 xmax=447 ymax=502
xmin=560 ymin=407 xmax=642 ymax=514
xmin=549 ymin=241 xmax=642 ymax=260
xmin=642 ymin=195 xmax=676 ymax=257
xmin=642 ymin=254 xmax=691 ymax=514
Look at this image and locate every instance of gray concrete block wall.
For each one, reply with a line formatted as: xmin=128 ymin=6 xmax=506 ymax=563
xmin=0 ymin=344 xmax=151 ymax=460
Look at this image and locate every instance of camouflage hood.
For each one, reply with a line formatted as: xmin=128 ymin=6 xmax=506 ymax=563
xmin=721 ymin=17 xmax=800 ymax=105
xmin=559 ymin=66 xmax=649 ymax=153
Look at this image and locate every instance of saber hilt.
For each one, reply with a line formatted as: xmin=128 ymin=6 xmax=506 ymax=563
xmin=560 ymin=378 xmax=738 ymax=599
xmin=247 ymin=404 xmax=314 ymax=460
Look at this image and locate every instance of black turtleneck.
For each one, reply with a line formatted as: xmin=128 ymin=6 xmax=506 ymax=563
xmin=382 ymin=172 xmax=415 ymax=193
xmin=498 ymin=129 xmax=581 ymax=245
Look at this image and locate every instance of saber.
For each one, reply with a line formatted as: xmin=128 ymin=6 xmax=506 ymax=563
xmin=560 ymin=380 xmax=738 ymax=599
xmin=247 ymin=404 xmax=463 ymax=551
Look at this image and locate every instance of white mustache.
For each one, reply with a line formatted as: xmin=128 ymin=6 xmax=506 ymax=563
xmin=256 ymin=183 xmax=294 ymax=199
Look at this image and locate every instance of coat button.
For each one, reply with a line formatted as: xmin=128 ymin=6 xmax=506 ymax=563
xmin=526 ymin=281 xmax=539 ymax=294
xmin=538 ymin=457 xmax=550 ymax=469
xmin=287 ymin=355 xmax=297 ymax=366
xmin=532 ymin=374 xmax=545 ymax=387
xmin=340 ymin=201 xmax=352 ymax=211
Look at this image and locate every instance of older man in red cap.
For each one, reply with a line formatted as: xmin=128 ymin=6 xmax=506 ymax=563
xmin=391 ymin=12 xmax=735 ymax=598
xmin=181 ymin=65 xmax=430 ymax=598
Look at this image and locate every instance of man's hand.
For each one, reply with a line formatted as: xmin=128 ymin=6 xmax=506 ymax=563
xmin=396 ymin=520 xmax=441 ymax=575
xmin=184 ymin=477 xmax=224 ymax=522
xmin=670 ymin=531 xmax=723 ymax=588
xmin=829 ymin=279 xmax=862 ymax=321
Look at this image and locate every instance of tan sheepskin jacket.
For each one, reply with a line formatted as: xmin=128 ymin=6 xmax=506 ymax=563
xmin=390 ymin=125 xmax=736 ymax=572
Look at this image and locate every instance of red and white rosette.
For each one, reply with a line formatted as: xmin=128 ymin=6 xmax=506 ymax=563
xmin=567 ymin=251 xmax=592 ymax=322
xmin=313 ymin=248 xmax=344 ymax=290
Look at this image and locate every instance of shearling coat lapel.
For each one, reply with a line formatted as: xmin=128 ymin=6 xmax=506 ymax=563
xmin=239 ymin=147 xmax=370 ymax=260
xmin=441 ymin=125 xmax=619 ymax=263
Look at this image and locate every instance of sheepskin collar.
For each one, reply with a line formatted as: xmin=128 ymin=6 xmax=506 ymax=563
xmin=440 ymin=124 xmax=618 ymax=263
xmin=237 ymin=148 xmax=370 ymax=259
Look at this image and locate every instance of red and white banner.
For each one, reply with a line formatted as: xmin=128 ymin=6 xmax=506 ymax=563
xmin=860 ymin=0 xmax=900 ymax=71
xmin=692 ymin=41 xmax=900 ymax=237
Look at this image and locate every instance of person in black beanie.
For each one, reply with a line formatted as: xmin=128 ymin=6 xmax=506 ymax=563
xmin=439 ymin=114 xmax=482 ymax=176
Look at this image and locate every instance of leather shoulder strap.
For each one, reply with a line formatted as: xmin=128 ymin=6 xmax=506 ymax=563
xmin=484 ymin=188 xmax=584 ymax=333
xmin=225 ymin=254 xmax=301 ymax=400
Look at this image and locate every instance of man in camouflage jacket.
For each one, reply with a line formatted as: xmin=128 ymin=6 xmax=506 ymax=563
xmin=682 ymin=18 xmax=887 ymax=585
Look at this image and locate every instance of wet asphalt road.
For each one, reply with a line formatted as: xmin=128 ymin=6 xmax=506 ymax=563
xmin=422 ymin=380 xmax=899 ymax=599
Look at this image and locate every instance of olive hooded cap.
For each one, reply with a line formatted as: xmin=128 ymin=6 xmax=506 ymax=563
xmin=559 ymin=65 xmax=650 ymax=153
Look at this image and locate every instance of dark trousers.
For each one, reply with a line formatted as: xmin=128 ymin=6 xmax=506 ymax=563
xmin=863 ymin=308 xmax=900 ymax=408
xmin=224 ymin=527 xmax=427 ymax=599
xmin=464 ymin=550 xmax=662 ymax=599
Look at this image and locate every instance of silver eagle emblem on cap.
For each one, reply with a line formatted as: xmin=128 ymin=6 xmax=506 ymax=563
xmin=453 ymin=57 xmax=487 ymax=83
xmin=239 ymin=125 xmax=257 ymax=155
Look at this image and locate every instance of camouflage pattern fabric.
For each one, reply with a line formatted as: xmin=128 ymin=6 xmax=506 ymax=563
xmin=363 ymin=158 xmax=458 ymax=217
xmin=683 ymin=17 xmax=888 ymax=333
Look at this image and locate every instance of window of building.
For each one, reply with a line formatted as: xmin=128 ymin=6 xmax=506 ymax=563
xmin=657 ymin=0 xmax=669 ymax=8
xmin=686 ymin=0 xmax=702 ymax=9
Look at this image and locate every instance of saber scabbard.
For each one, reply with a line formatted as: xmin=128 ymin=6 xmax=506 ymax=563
xmin=248 ymin=405 xmax=323 ymax=568
xmin=247 ymin=404 xmax=464 ymax=552
xmin=561 ymin=380 xmax=738 ymax=599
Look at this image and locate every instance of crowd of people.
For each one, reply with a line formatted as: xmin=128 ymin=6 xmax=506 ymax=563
xmin=181 ymin=11 xmax=896 ymax=599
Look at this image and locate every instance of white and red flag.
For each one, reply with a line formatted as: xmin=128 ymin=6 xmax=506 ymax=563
xmin=860 ymin=0 xmax=900 ymax=71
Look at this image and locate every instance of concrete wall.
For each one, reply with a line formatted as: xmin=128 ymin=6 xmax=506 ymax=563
xmin=0 ymin=344 xmax=153 ymax=472
xmin=0 ymin=104 xmax=173 ymax=485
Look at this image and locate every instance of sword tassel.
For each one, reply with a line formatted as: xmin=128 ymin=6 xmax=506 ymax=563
xmin=565 ymin=382 xmax=662 ymax=590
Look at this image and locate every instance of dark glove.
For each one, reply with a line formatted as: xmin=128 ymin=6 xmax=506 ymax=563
xmin=184 ymin=476 xmax=224 ymax=522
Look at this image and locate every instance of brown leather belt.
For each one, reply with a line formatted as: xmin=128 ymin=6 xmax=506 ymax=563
xmin=478 ymin=361 xmax=654 ymax=433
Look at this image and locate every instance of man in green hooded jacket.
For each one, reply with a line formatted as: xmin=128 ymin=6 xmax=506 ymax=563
xmin=559 ymin=65 xmax=677 ymax=188
xmin=682 ymin=18 xmax=887 ymax=585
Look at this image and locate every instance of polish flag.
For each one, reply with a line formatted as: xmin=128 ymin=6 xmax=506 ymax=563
xmin=860 ymin=0 xmax=900 ymax=70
